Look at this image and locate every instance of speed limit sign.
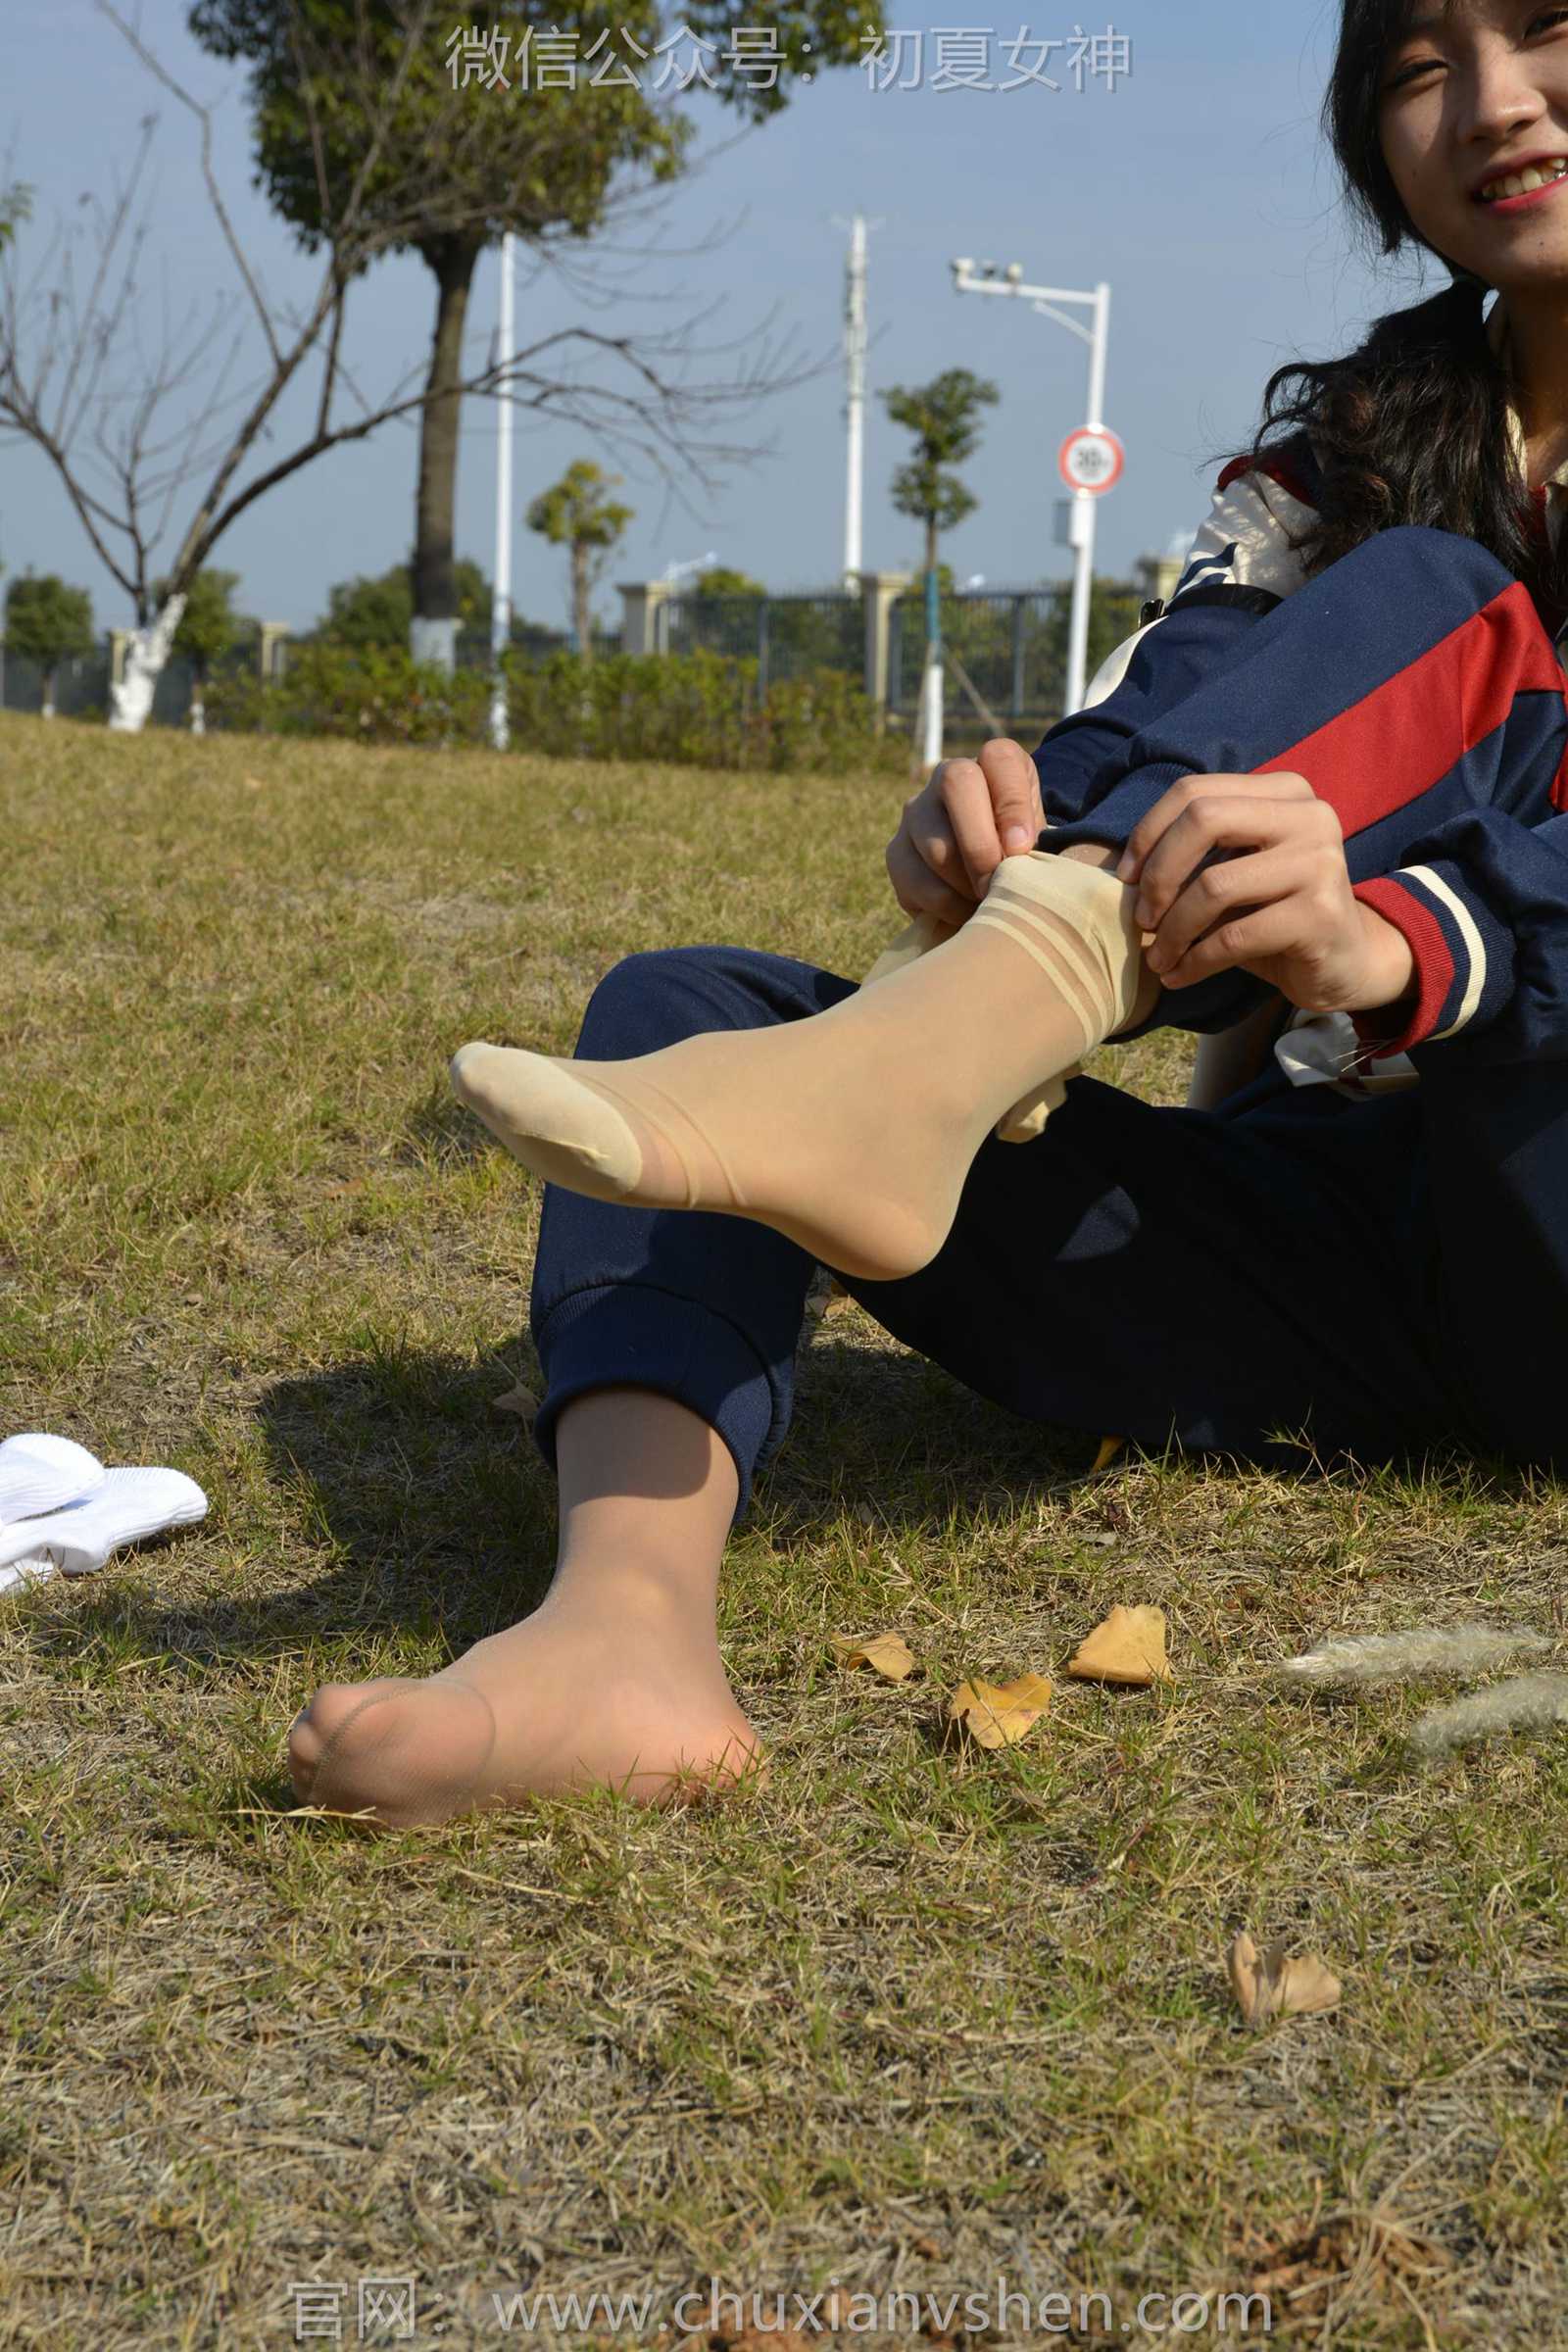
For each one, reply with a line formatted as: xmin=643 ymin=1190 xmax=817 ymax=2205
xmin=1058 ymin=425 xmax=1124 ymax=495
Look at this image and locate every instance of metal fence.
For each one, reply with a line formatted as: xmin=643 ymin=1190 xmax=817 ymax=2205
xmin=660 ymin=592 xmax=865 ymax=692
xmin=888 ymin=585 xmax=1143 ymax=726
xmin=0 ymin=585 xmax=1150 ymax=734
xmin=1 ymin=649 xmax=115 ymax=721
xmin=648 ymin=583 xmax=1147 ymax=728
xmin=0 ymin=644 xmax=274 ymax=726
xmin=455 ymin=623 xmax=622 ymax=670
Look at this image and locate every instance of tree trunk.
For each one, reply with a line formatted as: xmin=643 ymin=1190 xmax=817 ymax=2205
xmin=190 ymin=665 xmax=207 ymax=736
xmin=572 ymin=540 xmax=593 ymax=667
xmin=108 ymin=596 xmax=187 ymax=732
xmin=41 ymin=665 xmax=56 ymax=720
xmin=412 ymin=239 xmax=482 ymax=677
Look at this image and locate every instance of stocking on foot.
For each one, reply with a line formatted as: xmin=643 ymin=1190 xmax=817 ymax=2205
xmin=452 ymin=851 xmax=1153 ymax=1283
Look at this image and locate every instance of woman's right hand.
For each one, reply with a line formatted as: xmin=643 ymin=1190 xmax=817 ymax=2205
xmin=885 ymin=737 xmax=1048 ymax=927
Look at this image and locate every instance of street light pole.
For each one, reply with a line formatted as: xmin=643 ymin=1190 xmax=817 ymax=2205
xmin=952 ymin=259 xmax=1113 ymax=717
xmin=489 ymin=230 xmax=514 ymax=753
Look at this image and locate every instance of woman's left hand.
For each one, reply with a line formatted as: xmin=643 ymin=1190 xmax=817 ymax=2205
xmin=1114 ymin=770 xmax=1415 ymax=1013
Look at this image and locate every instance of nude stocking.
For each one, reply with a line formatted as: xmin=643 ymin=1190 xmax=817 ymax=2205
xmin=450 ymin=850 xmax=1152 ymax=1284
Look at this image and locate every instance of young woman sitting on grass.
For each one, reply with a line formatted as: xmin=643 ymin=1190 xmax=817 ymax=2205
xmin=290 ymin=0 xmax=1568 ymax=1828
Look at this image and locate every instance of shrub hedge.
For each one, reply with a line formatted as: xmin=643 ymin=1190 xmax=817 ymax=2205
xmin=203 ymin=642 xmax=910 ymax=776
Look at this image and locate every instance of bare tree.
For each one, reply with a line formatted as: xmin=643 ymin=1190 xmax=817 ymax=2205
xmin=0 ymin=1 xmax=832 ymax=728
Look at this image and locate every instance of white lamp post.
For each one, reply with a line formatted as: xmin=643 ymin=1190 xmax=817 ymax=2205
xmin=952 ymin=257 xmax=1114 ymax=717
xmin=489 ymin=230 xmax=514 ymax=752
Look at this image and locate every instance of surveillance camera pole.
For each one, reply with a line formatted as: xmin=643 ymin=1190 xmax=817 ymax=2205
xmin=952 ymin=258 xmax=1112 ymax=718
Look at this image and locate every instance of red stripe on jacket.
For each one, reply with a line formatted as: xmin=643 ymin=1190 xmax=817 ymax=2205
xmin=1254 ymin=580 xmax=1568 ymax=825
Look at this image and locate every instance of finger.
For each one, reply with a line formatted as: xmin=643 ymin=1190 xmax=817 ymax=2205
xmin=978 ymin=736 xmax=1046 ymax=858
xmin=886 ymin=826 xmax=981 ymax=929
xmin=939 ymin=757 xmax=1007 ymax=898
xmin=1134 ymin=795 xmax=1333 ymax=930
xmin=1117 ymin=769 xmax=1317 ymax=885
xmin=1154 ymin=895 xmax=1313 ymax=990
xmin=911 ymin=798 xmax=984 ymax=906
xmin=1143 ymin=842 xmax=1322 ymax=972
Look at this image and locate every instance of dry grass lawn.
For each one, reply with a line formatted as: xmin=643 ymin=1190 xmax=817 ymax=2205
xmin=2 ymin=710 xmax=1566 ymax=2349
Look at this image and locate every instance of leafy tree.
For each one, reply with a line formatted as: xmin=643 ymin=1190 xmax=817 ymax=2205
xmin=5 ymin=572 xmax=94 ymax=718
xmin=188 ymin=0 xmax=878 ymax=670
xmin=320 ymin=557 xmax=491 ymax=650
xmin=883 ymin=369 xmax=1001 ymax=584
xmin=690 ymin=565 xmax=764 ymax=596
xmin=525 ymin=461 xmax=633 ymax=664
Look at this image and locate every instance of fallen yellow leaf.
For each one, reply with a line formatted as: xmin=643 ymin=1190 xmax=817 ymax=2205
xmin=1091 ymin=1434 xmax=1125 ymax=1472
xmin=1227 ymin=1931 xmax=1342 ymax=2029
xmin=949 ymin=1671 xmax=1053 ymax=1749
xmin=830 ymin=1630 xmax=917 ymax=1681
xmin=492 ymin=1381 xmax=540 ymax=1428
xmin=1065 ymin=1602 xmax=1171 ymax=1686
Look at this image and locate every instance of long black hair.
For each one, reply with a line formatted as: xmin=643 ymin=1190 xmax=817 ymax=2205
xmin=1223 ymin=0 xmax=1568 ymax=617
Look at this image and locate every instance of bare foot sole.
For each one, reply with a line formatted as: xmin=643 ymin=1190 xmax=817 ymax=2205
xmin=287 ymin=1614 xmax=765 ymax=1831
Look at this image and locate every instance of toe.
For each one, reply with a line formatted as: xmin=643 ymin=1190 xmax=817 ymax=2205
xmin=292 ymin=1676 xmax=500 ymax=1830
xmin=287 ymin=1679 xmax=403 ymax=1811
xmin=450 ymin=1041 xmax=504 ymax=1109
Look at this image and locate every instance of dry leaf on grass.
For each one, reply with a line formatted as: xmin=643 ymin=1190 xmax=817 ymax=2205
xmin=949 ymin=1672 xmax=1052 ymax=1749
xmin=1090 ymin=1433 xmax=1124 ymax=1471
xmin=1065 ymin=1602 xmax=1171 ymax=1686
xmin=1250 ymin=2211 xmax=1451 ymax=2313
xmin=491 ymin=1381 xmax=539 ymax=1429
xmin=1228 ymin=1931 xmax=1342 ymax=2028
xmin=802 ymin=1269 xmax=851 ymax=1331
xmin=831 ymin=1630 xmax=917 ymax=1681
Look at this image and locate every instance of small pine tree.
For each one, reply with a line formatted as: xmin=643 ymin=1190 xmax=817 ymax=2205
xmin=882 ymin=369 xmax=1001 ymax=587
xmin=526 ymin=462 xmax=633 ymax=666
xmin=5 ymin=572 xmax=94 ymax=718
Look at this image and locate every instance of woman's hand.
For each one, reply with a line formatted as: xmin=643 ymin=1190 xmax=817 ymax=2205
xmin=885 ymin=738 xmax=1046 ymax=927
xmin=1115 ymin=771 xmax=1416 ymax=1013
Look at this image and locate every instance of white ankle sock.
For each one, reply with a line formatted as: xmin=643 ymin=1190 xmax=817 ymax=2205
xmin=0 ymin=1466 xmax=208 ymax=1591
xmin=0 ymin=1434 xmax=106 ymax=1524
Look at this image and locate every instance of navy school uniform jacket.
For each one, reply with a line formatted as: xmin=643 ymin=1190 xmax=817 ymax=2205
xmin=1034 ymin=342 xmax=1568 ymax=1099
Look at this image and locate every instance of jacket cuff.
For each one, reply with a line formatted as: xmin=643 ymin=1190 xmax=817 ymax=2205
xmin=1349 ymin=870 xmax=1499 ymax=1057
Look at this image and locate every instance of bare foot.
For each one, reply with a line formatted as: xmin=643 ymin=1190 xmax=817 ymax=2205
xmin=287 ymin=1579 xmax=763 ymax=1831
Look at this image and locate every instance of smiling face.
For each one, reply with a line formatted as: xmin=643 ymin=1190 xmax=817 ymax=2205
xmin=1379 ymin=1 xmax=1568 ymax=290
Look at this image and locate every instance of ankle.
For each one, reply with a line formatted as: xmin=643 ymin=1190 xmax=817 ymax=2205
xmin=543 ymin=1545 xmax=722 ymax=1631
xmin=1054 ymin=841 xmax=1160 ymax=1032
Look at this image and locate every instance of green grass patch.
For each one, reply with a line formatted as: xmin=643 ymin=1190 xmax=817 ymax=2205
xmin=2 ymin=711 xmax=1565 ymax=2347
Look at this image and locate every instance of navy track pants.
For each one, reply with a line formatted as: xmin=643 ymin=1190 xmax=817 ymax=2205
xmin=527 ymin=527 xmax=1568 ymax=1520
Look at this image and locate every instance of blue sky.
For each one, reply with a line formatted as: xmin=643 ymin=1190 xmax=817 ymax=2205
xmin=1 ymin=0 xmax=1441 ymax=637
